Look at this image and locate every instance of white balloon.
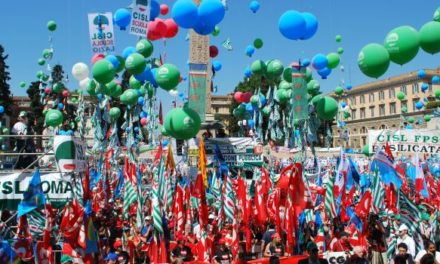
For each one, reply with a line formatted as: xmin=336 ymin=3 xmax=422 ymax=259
xmin=169 ymin=89 xmax=178 ymax=97
xmin=79 ymin=77 xmax=90 ymax=90
xmin=72 ymin=62 xmax=89 ymax=81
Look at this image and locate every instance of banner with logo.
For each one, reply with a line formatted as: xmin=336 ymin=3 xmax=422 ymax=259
xmin=290 ymin=65 xmax=308 ymax=121
xmin=129 ymin=4 xmax=150 ymax=36
xmin=54 ymin=136 xmax=87 ymax=173
xmin=204 ymin=138 xmax=263 ymax=168
xmin=88 ymin=12 xmax=115 ymax=54
xmin=368 ymin=129 xmax=440 ymax=154
xmin=324 ymin=252 xmax=347 ymax=264
xmin=188 ymin=63 xmax=208 ymax=123
xmin=0 ymin=172 xmax=73 ymax=210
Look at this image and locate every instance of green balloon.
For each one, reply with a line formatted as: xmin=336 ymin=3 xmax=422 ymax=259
xmin=36 ymin=70 xmax=44 ymax=79
xmin=38 ymin=58 xmax=46 ymax=66
xmin=335 ymin=34 xmax=342 ymax=42
xmin=109 ymin=107 xmax=121 ymax=122
xmin=343 ymin=111 xmax=351 ymax=119
xmin=136 ymin=39 xmax=154 ymax=58
xmin=327 ymin=53 xmax=340 ymax=69
xmin=71 ymin=98 xmax=78 ymax=104
xmin=316 ymin=96 xmax=338 ymax=121
xmin=42 ymin=49 xmax=53 ymax=59
xmin=262 ymin=106 xmax=270 ymax=116
xmin=115 ymin=55 xmax=125 ymax=73
xmin=164 ymin=104 xmax=201 ymax=140
xmin=335 ymin=86 xmax=344 ymax=95
xmin=424 ymin=115 xmax=432 ymax=122
xmin=419 ymin=21 xmax=440 ymax=54
xmin=384 ymin=26 xmax=419 ymax=65
xmin=277 ymin=89 xmax=290 ymax=104
xmin=47 ymin=20 xmax=57 ymax=31
xmin=155 ymin=64 xmax=181 ymax=91
xmin=311 ymin=94 xmax=323 ymax=107
xmin=401 ymin=106 xmax=408 ymax=113
xmin=42 ymin=74 xmax=49 ymax=82
xmin=120 ymin=89 xmax=139 ymax=106
xmin=53 ymin=82 xmax=64 ymax=94
xmin=45 ymin=109 xmax=64 ymax=127
xmin=434 ymin=7 xmax=440 ymax=22
xmin=253 ymin=38 xmax=263 ymax=49
xmin=279 ymin=80 xmax=292 ymax=90
xmin=397 ymin=91 xmax=406 ymax=100
xmin=146 ymin=84 xmax=154 ymax=98
xmin=362 ymin=145 xmax=371 ymax=157
xmin=337 ymin=47 xmax=344 ymax=54
xmin=129 ymin=75 xmax=142 ymax=89
xmin=105 ymin=80 xmax=118 ymax=96
xmin=358 ymin=43 xmax=390 ymax=78
xmin=212 ymin=26 xmax=220 ymax=37
xmin=112 ymin=85 xmax=123 ymax=97
xmin=283 ymin=68 xmax=292 ymax=82
xmin=305 ymin=67 xmax=313 ymax=82
xmin=92 ymin=59 xmax=115 ymax=84
xmin=435 ymin=89 xmax=440 ymax=98
xmin=161 ymin=126 xmax=170 ymax=136
xmin=19 ymin=81 xmax=26 ymax=88
xmin=266 ymin=60 xmax=284 ymax=78
xmin=251 ymin=60 xmax=266 ymax=75
xmin=87 ymin=79 xmax=97 ymax=95
xmin=250 ymin=95 xmax=259 ymax=105
xmin=307 ymin=80 xmax=320 ymax=95
xmin=2 ymin=128 xmax=9 ymax=135
xmin=125 ymin=53 xmax=146 ymax=75
xmin=407 ymin=116 xmax=415 ymax=123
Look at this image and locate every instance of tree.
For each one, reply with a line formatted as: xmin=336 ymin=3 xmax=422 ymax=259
xmin=0 ymin=45 xmax=13 ymax=116
xmin=26 ymin=81 xmax=44 ymax=148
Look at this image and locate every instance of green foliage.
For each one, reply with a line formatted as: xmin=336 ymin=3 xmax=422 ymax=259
xmin=26 ymin=81 xmax=44 ymax=147
xmin=425 ymin=101 xmax=440 ymax=109
xmin=0 ymin=45 xmax=13 ymax=116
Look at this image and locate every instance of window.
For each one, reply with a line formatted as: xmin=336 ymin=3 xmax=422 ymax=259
xmin=412 ymin=100 xmax=418 ymax=111
xmin=351 ymin=109 xmax=356 ymax=119
xmin=369 ymin=93 xmax=375 ymax=102
xmin=390 ymin=102 xmax=396 ymax=114
xmin=370 ymin=106 xmax=375 ymax=118
xmin=360 ymin=95 xmax=365 ymax=104
xmin=360 ymin=127 xmax=367 ymax=134
xmin=379 ymin=91 xmax=385 ymax=100
xmin=379 ymin=104 xmax=385 ymax=116
xmin=412 ymin=83 xmax=419 ymax=93
xmin=380 ymin=124 xmax=387 ymax=129
xmin=389 ymin=88 xmax=395 ymax=98
xmin=400 ymin=85 xmax=407 ymax=93
xmin=401 ymin=100 xmax=407 ymax=110
xmin=429 ymin=83 xmax=433 ymax=92
xmin=350 ymin=96 xmax=356 ymax=105
xmin=360 ymin=108 xmax=366 ymax=119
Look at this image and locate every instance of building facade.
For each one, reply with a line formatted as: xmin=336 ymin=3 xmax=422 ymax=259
xmin=210 ymin=93 xmax=233 ymax=133
xmin=332 ymin=69 xmax=440 ymax=149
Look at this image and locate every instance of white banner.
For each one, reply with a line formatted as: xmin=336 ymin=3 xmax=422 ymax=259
xmin=368 ymin=129 xmax=440 ymax=154
xmin=88 ymin=12 xmax=115 ymax=54
xmin=324 ymin=252 xmax=347 ymax=264
xmin=129 ymin=4 xmax=150 ymax=36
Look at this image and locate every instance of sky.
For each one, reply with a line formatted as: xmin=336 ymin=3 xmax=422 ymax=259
xmin=0 ymin=0 xmax=440 ymax=111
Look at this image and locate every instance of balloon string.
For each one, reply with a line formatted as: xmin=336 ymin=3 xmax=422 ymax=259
xmin=163 ymin=39 xmax=167 ymax=64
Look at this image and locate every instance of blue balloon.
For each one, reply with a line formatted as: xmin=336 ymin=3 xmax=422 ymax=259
xmin=278 ymin=10 xmax=306 ymax=40
xmin=193 ymin=17 xmax=216 ymax=35
xmin=246 ymin=103 xmax=254 ymax=114
xmin=416 ymin=101 xmax=424 ymax=110
xmin=244 ymin=67 xmax=252 ymax=77
xmin=345 ymin=84 xmax=353 ymax=90
xmin=0 ymin=106 xmax=4 ymax=114
xmin=249 ymin=1 xmax=260 ymax=13
xmin=138 ymin=97 xmax=145 ymax=106
xmin=134 ymin=127 xmax=139 ymax=133
xmin=213 ymin=61 xmax=222 ymax=71
xmin=140 ymin=111 xmax=148 ymax=118
xmin=433 ymin=75 xmax=440 ymax=84
xmin=58 ymin=103 xmax=64 ymax=110
xmin=317 ymin=67 xmax=331 ymax=79
xmin=162 ymin=140 xmax=169 ymax=147
xmin=312 ymin=54 xmax=328 ymax=70
xmin=340 ymin=102 xmax=347 ymax=108
xmin=172 ymin=0 xmax=199 ymax=29
xmin=150 ymin=0 xmax=160 ymax=20
xmin=113 ymin=8 xmax=131 ymax=30
xmin=106 ymin=55 xmax=119 ymax=70
xmin=122 ymin=47 xmax=137 ymax=60
xmin=259 ymin=94 xmax=267 ymax=106
xmin=246 ymin=45 xmax=255 ymax=57
xmin=136 ymin=90 xmax=142 ymax=97
xmin=97 ymin=94 xmax=103 ymax=101
xmin=134 ymin=65 xmax=154 ymax=83
xmin=198 ymin=0 xmax=225 ymax=26
xmin=302 ymin=58 xmax=310 ymax=67
xmin=421 ymin=83 xmax=429 ymax=92
xmin=406 ymin=125 xmax=413 ymax=129
xmin=248 ymin=119 xmax=255 ymax=128
xmin=418 ymin=69 xmax=426 ymax=79
xmin=300 ymin=12 xmax=318 ymax=40
xmin=150 ymin=68 xmax=158 ymax=87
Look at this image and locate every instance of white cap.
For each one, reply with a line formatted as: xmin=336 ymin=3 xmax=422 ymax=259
xmin=398 ymin=224 xmax=408 ymax=231
xmin=145 ymin=216 xmax=152 ymax=220
xmin=208 ymin=214 xmax=216 ymax=220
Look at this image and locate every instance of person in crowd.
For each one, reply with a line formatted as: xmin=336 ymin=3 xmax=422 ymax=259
xmin=105 ymin=252 xmax=118 ymax=264
xmin=298 ymin=242 xmax=329 ymax=264
xmin=420 ymin=213 xmax=432 ymax=241
xmin=332 ymin=231 xmax=353 ymax=252
xmin=171 ymin=234 xmax=193 ymax=264
xmin=12 ymin=111 xmax=36 ymax=169
xmin=117 ymin=251 xmax=130 ymax=264
xmin=435 ymin=214 xmax=440 ymax=251
xmin=263 ymin=233 xmax=288 ymax=258
xmin=420 ymin=254 xmax=436 ymax=264
xmin=390 ymin=243 xmax=415 ymax=264
xmin=213 ymin=238 xmax=233 ymax=264
xmin=344 ymin=246 xmax=368 ymax=264
xmin=415 ymin=241 xmax=440 ymax=264
xmin=262 ymin=223 xmax=277 ymax=250
xmin=367 ymin=212 xmax=388 ymax=264
xmin=397 ymin=224 xmax=416 ymax=258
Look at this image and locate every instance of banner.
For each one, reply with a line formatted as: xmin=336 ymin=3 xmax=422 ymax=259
xmin=204 ymin=138 xmax=263 ymax=168
xmin=129 ymin=4 xmax=150 ymax=36
xmin=0 ymin=172 xmax=73 ymax=210
xmin=54 ymin=136 xmax=87 ymax=173
xmin=188 ymin=63 xmax=208 ymax=123
xmin=324 ymin=252 xmax=347 ymax=264
xmin=368 ymin=129 xmax=440 ymax=154
xmin=88 ymin=12 xmax=115 ymax=54
xmin=290 ymin=64 xmax=308 ymax=121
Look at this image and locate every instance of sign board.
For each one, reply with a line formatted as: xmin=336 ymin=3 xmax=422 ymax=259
xmin=54 ymin=136 xmax=87 ymax=173
xmin=324 ymin=252 xmax=347 ymax=264
xmin=88 ymin=12 xmax=115 ymax=54
xmin=129 ymin=4 xmax=150 ymax=36
xmin=0 ymin=172 xmax=73 ymax=210
xmin=368 ymin=129 xmax=440 ymax=154
xmin=290 ymin=64 xmax=309 ymax=120
xmin=188 ymin=64 xmax=208 ymax=122
xmin=204 ymin=138 xmax=263 ymax=168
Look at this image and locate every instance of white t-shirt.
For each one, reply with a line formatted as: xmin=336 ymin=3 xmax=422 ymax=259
xmin=12 ymin=121 xmax=27 ymax=135
xmin=414 ymin=250 xmax=440 ymax=263
xmin=397 ymin=235 xmax=416 ymax=257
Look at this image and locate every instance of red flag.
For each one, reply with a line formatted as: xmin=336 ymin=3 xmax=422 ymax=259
xmin=149 ymin=237 xmax=158 ymax=264
xmin=285 ymin=198 xmax=296 ymax=254
xmin=355 ymin=190 xmax=372 ymax=219
xmin=194 ymin=173 xmax=208 ymax=229
xmin=159 ymin=236 xmax=168 ymax=263
xmin=173 ymin=184 xmax=185 ymax=235
xmin=62 ymin=243 xmax=84 ymax=263
xmin=385 ymin=183 xmax=397 ymax=212
xmin=60 ymin=199 xmax=85 ymax=247
xmin=14 ymin=216 xmax=33 ymax=261
xmin=83 ymin=168 xmax=91 ymax=202
xmin=254 ymin=180 xmax=268 ymax=225
xmin=384 ymin=142 xmax=395 ymax=163
xmin=261 ymin=167 xmax=271 ymax=195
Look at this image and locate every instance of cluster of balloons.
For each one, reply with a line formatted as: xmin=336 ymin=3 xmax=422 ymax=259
xmin=172 ymin=0 xmax=225 ymax=35
xmin=311 ymin=51 xmax=341 ymax=79
xmin=113 ymin=0 xmax=164 ymax=30
xmin=245 ymin=38 xmax=263 ymax=57
xmin=278 ymin=10 xmax=318 ymax=40
xmin=148 ymin=18 xmax=179 ymax=40
xmin=358 ymin=7 xmax=440 ymax=78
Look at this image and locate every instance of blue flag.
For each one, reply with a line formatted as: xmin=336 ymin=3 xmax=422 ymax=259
xmin=0 ymin=240 xmax=15 ymax=264
xmin=114 ymin=169 xmax=124 ymax=199
xmin=17 ymin=169 xmax=46 ymax=218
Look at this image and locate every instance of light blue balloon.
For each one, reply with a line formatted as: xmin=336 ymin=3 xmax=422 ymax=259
xmin=178 ymin=92 xmax=184 ymax=97
xmin=138 ymin=97 xmax=145 ymax=106
xmin=278 ymin=10 xmax=306 ymax=40
xmin=0 ymin=106 xmax=4 ymax=114
xmin=301 ymin=12 xmax=318 ymax=40
xmin=213 ymin=60 xmax=222 ymax=71
xmin=406 ymin=125 xmax=413 ymax=129
xmin=340 ymin=102 xmax=347 ymax=108
xmin=193 ymin=17 xmax=216 ymax=35
xmin=416 ymin=101 xmax=424 ymax=109
xmin=172 ymin=0 xmax=198 ymax=29
xmin=249 ymin=1 xmax=260 ymax=13
xmin=345 ymin=84 xmax=353 ymax=90
xmin=418 ymin=69 xmax=426 ymax=79
xmin=58 ymin=103 xmax=64 ymax=110
xmin=421 ymin=83 xmax=429 ymax=92
xmin=246 ymin=45 xmax=255 ymax=57
xmin=248 ymin=119 xmax=255 ymax=128
xmin=140 ymin=111 xmax=148 ymax=118
xmin=244 ymin=67 xmax=252 ymax=77
xmin=122 ymin=47 xmax=137 ymax=60
xmin=97 ymin=94 xmax=103 ymax=101
xmin=134 ymin=65 xmax=154 ymax=83
xmin=432 ymin=75 xmax=440 ymax=84
xmin=151 ymin=68 xmax=158 ymax=87
xmin=106 ymin=55 xmax=119 ymax=70
xmin=317 ymin=67 xmax=331 ymax=79
xmin=198 ymin=0 xmax=225 ymax=26
xmin=312 ymin=53 xmax=328 ymax=70
xmin=134 ymin=127 xmax=139 ymax=133
xmin=246 ymin=103 xmax=254 ymax=113
xmin=113 ymin=8 xmax=131 ymax=30
xmin=259 ymin=94 xmax=266 ymax=106
xmin=302 ymin=58 xmax=310 ymax=67
xmin=162 ymin=140 xmax=169 ymax=146
xmin=150 ymin=0 xmax=160 ymax=20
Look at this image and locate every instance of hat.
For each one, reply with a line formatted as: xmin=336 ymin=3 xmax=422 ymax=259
xmin=421 ymin=213 xmax=430 ymax=221
xmin=208 ymin=214 xmax=216 ymax=220
xmin=145 ymin=216 xmax=152 ymax=221
xmin=379 ymin=211 xmax=387 ymax=217
xmin=105 ymin=253 xmax=118 ymax=261
xmin=61 ymin=255 xmax=74 ymax=263
xmin=398 ymin=224 xmax=409 ymax=231
xmin=395 ymin=214 xmax=401 ymax=220
xmin=113 ymin=240 xmax=123 ymax=249
xmin=19 ymin=111 xmax=27 ymax=117
xmin=272 ymin=233 xmax=281 ymax=239
xmin=306 ymin=242 xmax=319 ymax=252
xmin=389 ymin=212 xmax=395 ymax=217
